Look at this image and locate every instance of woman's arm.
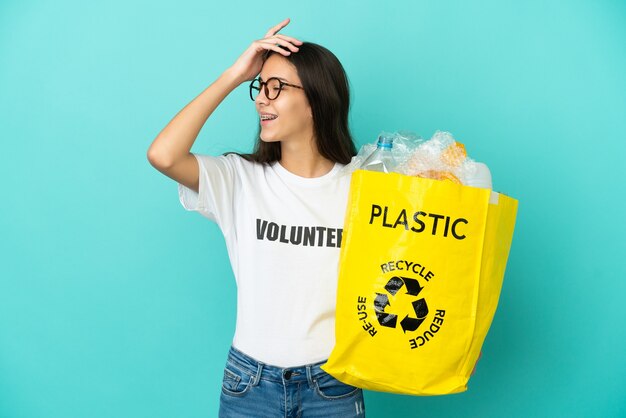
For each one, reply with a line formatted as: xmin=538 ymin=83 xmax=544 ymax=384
xmin=146 ymin=69 xmax=242 ymax=169
xmin=146 ymin=19 xmax=302 ymax=193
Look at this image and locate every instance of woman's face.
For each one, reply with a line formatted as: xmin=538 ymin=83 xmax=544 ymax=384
xmin=255 ymin=54 xmax=313 ymax=145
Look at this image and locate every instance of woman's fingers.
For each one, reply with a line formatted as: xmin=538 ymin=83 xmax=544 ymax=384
xmin=262 ymin=36 xmax=300 ymax=52
xmin=274 ymin=34 xmax=303 ymax=46
xmin=264 ymin=18 xmax=290 ymax=38
xmin=258 ymin=40 xmax=293 ymax=56
xmin=258 ymin=19 xmax=302 ymax=57
xmin=227 ymin=19 xmax=300 ymax=82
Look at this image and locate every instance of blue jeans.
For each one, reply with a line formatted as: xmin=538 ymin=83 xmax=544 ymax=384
xmin=219 ymin=345 xmax=366 ymax=418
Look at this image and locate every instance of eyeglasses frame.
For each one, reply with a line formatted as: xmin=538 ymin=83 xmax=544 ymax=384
xmin=249 ymin=77 xmax=304 ymax=101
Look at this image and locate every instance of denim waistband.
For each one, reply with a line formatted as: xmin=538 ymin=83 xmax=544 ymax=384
xmin=226 ymin=344 xmax=330 ymax=384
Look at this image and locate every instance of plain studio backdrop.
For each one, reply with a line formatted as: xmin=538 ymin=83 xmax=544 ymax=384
xmin=1 ymin=0 xmax=624 ymax=417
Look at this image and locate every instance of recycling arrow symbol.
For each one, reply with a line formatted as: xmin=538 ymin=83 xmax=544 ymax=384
xmin=374 ymin=276 xmax=429 ymax=333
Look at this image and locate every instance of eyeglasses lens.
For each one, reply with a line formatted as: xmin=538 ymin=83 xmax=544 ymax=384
xmin=251 ymin=78 xmax=282 ymax=100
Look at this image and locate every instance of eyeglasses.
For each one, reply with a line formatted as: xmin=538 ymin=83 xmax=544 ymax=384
xmin=249 ymin=77 xmax=304 ymax=101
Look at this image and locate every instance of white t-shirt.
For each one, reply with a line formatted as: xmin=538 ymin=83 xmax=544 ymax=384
xmin=178 ymin=153 xmax=351 ymax=367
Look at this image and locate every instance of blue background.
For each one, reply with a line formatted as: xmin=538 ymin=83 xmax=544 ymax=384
xmin=1 ymin=0 xmax=625 ymax=417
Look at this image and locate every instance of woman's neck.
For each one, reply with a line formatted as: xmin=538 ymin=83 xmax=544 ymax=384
xmin=280 ymin=135 xmax=335 ymax=178
xmin=279 ymin=141 xmax=334 ymax=178
xmin=278 ymin=156 xmax=335 ymax=178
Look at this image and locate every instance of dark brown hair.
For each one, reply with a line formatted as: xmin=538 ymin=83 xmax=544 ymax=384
xmin=224 ymin=42 xmax=357 ymax=164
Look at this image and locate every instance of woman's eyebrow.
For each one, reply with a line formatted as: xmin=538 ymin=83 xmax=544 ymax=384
xmin=259 ymin=76 xmax=289 ymax=82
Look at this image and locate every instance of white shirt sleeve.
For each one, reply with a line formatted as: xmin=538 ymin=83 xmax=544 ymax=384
xmin=177 ymin=153 xmax=237 ymax=227
xmin=464 ymin=161 xmax=493 ymax=189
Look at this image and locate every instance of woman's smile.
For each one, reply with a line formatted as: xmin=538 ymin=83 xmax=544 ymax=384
xmin=261 ymin=118 xmax=278 ymax=125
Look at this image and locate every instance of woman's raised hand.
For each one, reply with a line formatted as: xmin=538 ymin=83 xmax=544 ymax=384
xmin=226 ymin=18 xmax=303 ymax=84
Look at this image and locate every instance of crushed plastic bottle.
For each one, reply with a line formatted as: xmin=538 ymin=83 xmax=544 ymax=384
xmin=360 ymin=134 xmax=398 ymax=173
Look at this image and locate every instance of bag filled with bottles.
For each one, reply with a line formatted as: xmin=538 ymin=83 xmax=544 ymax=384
xmin=322 ymin=131 xmax=518 ymax=395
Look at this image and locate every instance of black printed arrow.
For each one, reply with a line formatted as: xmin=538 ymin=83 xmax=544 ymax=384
xmin=400 ymin=298 xmax=429 ymax=333
xmin=374 ymin=293 xmax=397 ymax=328
xmin=385 ymin=276 xmax=423 ymax=296
xmin=384 ymin=276 xmax=404 ymax=296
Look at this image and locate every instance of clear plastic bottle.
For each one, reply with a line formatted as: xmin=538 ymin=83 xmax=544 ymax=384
xmin=360 ymin=134 xmax=398 ymax=173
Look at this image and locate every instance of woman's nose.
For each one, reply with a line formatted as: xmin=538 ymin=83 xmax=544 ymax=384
xmin=255 ymin=87 xmax=270 ymax=104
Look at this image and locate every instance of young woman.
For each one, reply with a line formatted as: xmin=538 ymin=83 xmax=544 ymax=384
xmin=147 ymin=18 xmax=366 ymax=417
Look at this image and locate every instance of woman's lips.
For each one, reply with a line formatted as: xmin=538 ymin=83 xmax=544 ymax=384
xmin=261 ymin=117 xmax=278 ymax=125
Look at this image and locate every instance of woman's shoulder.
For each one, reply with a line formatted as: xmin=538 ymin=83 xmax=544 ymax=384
xmin=191 ymin=152 xmax=264 ymax=179
xmin=195 ymin=152 xmax=263 ymax=168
